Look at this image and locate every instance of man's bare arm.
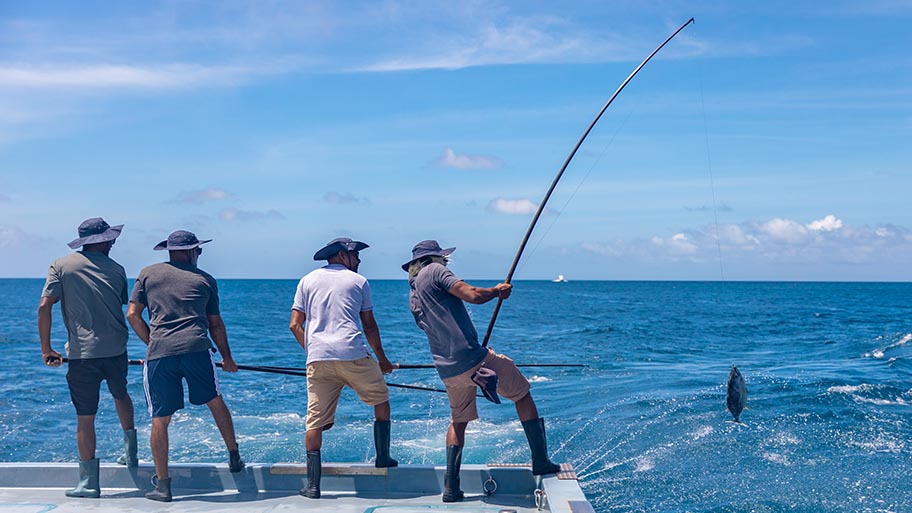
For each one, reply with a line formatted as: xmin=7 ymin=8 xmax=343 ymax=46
xmin=360 ymin=310 xmax=393 ymax=374
xmin=207 ymin=314 xmax=237 ymax=372
xmin=38 ymin=296 xmax=62 ymax=366
xmin=289 ymin=309 xmax=307 ymax=350
xmin=126 ymin=301 xmax=151 ymax=345
xmin=448 ymin=281 xmax=512 ymax=305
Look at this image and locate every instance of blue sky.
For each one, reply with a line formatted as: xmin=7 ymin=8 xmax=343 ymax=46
xmin=1 ymin=1 xmax=910 ymax=281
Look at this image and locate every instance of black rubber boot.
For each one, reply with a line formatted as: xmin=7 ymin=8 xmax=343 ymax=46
xmin=373 ymin=420 xmax=398 ymax=468
xmin=65 ymin=458 xmax=100 ymax=498
xmin=145 ymin=476 xmax=172 ymax=502
xmin=521 ymin=417 xmax=561 ymax=475
xmin=442 ymin=445 xmax=464 ymax=502
xmin=229 ymin=448 xmax=245 ymax=472
xmin=300 ymin=450 xmax=321 ymax=499
xmin=116 ymin=429 xmax=138 ymax=467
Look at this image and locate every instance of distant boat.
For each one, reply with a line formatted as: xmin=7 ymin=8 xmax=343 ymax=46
xmin=552 ymin=274 xmax=568 ymax=283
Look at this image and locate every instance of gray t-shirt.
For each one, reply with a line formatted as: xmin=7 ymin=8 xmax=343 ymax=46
xmin=130 ymin=262 xmax=219 ymax=361
xmin=408 ymin=263 xmax=487 ymax=379
xmin=42 ymin=251 xmax=129 ymax=359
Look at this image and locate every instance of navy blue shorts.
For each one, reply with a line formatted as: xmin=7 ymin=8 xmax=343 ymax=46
xmin=143 ymin=350 xmax=220 ymax=418
xmin=66 ymin=352 xmax=129 ymax=416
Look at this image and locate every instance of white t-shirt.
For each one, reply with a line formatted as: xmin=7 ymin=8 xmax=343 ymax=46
xmin=292 ymin=264 xmax=373 ymax=364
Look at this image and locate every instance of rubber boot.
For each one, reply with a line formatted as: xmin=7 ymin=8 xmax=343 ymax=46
xmin=145 ymin=476 xmax=172 ymax=502
xmin=65 ymin=458 xmax=100 ymax=498
xmin=373 ymin=420 xmax=398 ymax=468
xmin=300 ymin=450 xmax=321 ymax=499
xmin=116 ymin=429 xmax=138 ymax=467
xmin=521 ymin=417 xmax=561 ymax=475
xmin=229 ymin=448 xmax=245 ymax=472
xmin=442 ymin=445 xmax=464 ymax=503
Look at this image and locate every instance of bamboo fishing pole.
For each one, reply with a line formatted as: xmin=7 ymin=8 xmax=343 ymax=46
xmin=481 ymin=17 xmax=696 ymax=348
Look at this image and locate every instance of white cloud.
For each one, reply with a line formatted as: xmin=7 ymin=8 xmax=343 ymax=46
xmin=218 ymin=208 xmax=284 ymax=222
xmin=758 ymin=218 xmax=809 ymax=244
xmin=323 ymin=192 xmax=369 ymax=205
xmin=171 ymin=188 xmax=235 ymax=204
xmin=487 ymin=197 xmax=539 ymax=215
xmin=807 ymin=214 xmax=843 ymax=232
xmin=578 ymin=215 xmax=912 ymax=267
xmin=434 ymin=147 xmax=501 ymax=170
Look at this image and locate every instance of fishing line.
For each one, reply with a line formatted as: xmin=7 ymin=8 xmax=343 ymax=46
xmin=514 ymin=104 xmax=638 ymax=277
xmin=695 ymin=25 xmax=725 ymax=281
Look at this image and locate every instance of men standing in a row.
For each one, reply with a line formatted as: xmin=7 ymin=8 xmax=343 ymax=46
xmin=290 ymin=238 xmax=398 ymax=499
xmin=404 ymin=240 xmax=560 ymax=502
xmin=127 ymin=230 xmax=245 ymax=502
xmin=39 ymin=218 xmax=138 ymax=498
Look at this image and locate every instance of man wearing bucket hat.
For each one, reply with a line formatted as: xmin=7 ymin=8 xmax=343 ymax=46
xmin=289 ymin=237 xmax=398 ymax=499
xmin=404 ymin=240 xmax=560 ymax=502
xmin=38 ymin=217 xmax=139 ymax=498
xmin=126 ymin=230 xmax=244 ymax=502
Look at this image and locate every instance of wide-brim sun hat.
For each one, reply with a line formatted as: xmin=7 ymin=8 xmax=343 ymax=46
xmin=313 ymin=237 xmax=369 ymax=261
xmin=67 ymin=217 xmax=124 ymax=249
xmin=153 ymin=230 xmax=212 ymax=251
xmin=401 ymin=239 xmax=455 ymax=271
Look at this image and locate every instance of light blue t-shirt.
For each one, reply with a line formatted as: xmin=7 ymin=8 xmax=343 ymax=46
xmin=292 ymin=264 xmax=373 ymax=364
xmin=408 ymin=263 xmax=487 ymax=379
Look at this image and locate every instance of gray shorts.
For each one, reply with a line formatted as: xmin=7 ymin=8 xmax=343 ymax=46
xmin=66 ymin=352 xmax=129 ymax=416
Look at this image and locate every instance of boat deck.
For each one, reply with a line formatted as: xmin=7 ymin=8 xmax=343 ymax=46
xmin=0 ymin=462 xmax=594 ymax=513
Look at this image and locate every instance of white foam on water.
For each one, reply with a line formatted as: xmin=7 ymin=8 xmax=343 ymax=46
xmin=633 ymin=456 xmax=654 ymax=473
xmin=761 ymin=451 xmax=792 ymax=466
xmin=527 ymin=375 xmax=551 ymax=383
xmin=691 ymin=425 xmax=713 ymax=440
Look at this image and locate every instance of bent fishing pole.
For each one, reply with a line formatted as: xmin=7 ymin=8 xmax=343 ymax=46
xmin=481 ymin=17 xmax=695 ymax=348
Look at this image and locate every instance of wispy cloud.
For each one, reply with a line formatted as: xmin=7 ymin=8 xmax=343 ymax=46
xmin=434 ymin=147 xmax=502 ymax=170
xmin=170 ymin=188 xmax=235 ymax=204
xmin=218 ymin=208 xmax=284 ymax=222
xmin=0 ymin=224 xmax=29 ymax=248
xmin=0 ymin=63 xmax=276 ymax=90
xmin=684 ymin=202 xmax=733 ymax=212
xmin=323 ymin=191 xmax=370 ymax=205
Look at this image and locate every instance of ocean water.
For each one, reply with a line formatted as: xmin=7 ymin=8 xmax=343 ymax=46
xmin=1 ymin=278 xmax=910 ymax=512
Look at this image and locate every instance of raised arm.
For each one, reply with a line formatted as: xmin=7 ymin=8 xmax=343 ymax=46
xmin=207 ymin=314 xmax=237 ymax=372
xmin=360 ymin=309 xmax=393 ymax=374
xmin=448 ymin=281 xmax=512 ymax=305
xmin=38 ymin=296 xmax=62 ymax=366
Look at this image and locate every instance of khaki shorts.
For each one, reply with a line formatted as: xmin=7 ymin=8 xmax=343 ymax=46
xmin=306 ymin=357 xmax=390 ymax=431
xmin=442 ymin=349 xmax=531 ymax=423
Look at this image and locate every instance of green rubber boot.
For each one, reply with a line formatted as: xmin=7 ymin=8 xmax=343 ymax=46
xmin=442 ymin=445 xmax=464 ymax=503
xmin=65 ymin=458 xmax=100 ymax=498
xmin=116 ymin=429 xmax=138 ymax=467
xmin=521 ymin=417 xmax=561 ymax=475
xmin=373 ymin=420 xmax=398 ymax=468
xmin=300 ymin=450 xmax=321 ymax=499
xmin=145 ymin=476 xmax=172 ymax=502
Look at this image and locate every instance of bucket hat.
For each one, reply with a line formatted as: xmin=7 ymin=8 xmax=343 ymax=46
xmin=153 ymin=230 xmax=212 ymax=251
xmin=401 ymin=240 xmax=456 ymax=271
xmin=67 ymin=217 xmax=123 ymax=249
xmin=313 ymin=237 xmax=369 ymax=261
xmin=471 ymin=366 xmax=501 ymax=404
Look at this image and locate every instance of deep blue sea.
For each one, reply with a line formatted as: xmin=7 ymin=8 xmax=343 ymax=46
xmin=1 ymin=278 xmax=910 ymax=512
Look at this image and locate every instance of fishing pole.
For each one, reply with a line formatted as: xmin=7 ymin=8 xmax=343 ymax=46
xmin=481 ymin=17 xmax=696 ymax=348
xmin=255 ymin=363 xmax=587 ymax=371
xmin=56 ymin=357 xmax=459 ymax=395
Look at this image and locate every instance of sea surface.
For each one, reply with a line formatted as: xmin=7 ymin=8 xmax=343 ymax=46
xmin=1 ymin=278 xmax=910 ymax=512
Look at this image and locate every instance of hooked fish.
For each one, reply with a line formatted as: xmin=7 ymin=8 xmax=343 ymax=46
xmin=726 ymin=365 xmax=747 ymax=423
